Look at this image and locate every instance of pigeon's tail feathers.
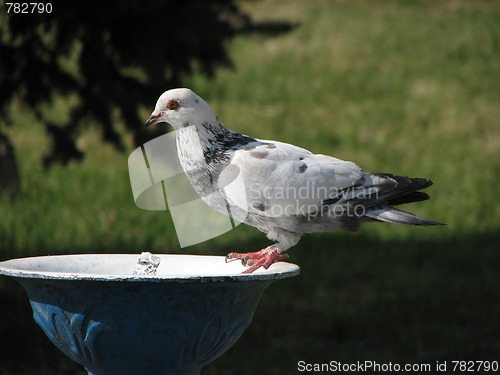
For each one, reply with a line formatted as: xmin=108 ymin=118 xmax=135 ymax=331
xmin=365 ymin=205 xmax=446 ymax=226
xmin=360 ymin=174 xmax=445 ymax=226
xmin=368 ymin=173 xmax=433 ymax=205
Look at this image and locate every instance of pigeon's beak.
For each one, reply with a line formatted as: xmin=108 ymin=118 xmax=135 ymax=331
xmin=145 ymin=113 xmax=161 ymax=127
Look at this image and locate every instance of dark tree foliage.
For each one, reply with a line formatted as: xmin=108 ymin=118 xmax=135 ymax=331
xmin=0 ymin=0 xmax=252 ymax=167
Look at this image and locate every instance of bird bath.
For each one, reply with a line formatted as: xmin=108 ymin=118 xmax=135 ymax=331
xmin=0 ymin=254 xmax=299 ymax=375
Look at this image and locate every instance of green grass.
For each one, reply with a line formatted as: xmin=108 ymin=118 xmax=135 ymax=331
xmin=1 ymin=1 xmax=499 ymax=374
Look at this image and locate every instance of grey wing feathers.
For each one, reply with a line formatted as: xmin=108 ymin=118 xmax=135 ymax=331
xmin=326 ymin=172 xmax=445 ymax=227
xmin=361 ymin=173 xmax=445 ymax=226
xmin=365 ymin=204 xmax=444 ymax=226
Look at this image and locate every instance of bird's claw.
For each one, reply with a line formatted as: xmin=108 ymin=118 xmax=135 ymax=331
xmin=225 ymin=252 xmax=244 ymax=264
xmin=225 ymin=248 xmax=288 ymax=273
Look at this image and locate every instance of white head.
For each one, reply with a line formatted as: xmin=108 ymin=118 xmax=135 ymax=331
xmin=145 ymin=88 xmax=218 ymax=130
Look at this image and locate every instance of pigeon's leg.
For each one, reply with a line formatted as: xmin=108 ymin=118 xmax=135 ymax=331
xmin=226 ymin=229 xmax=300 ymax=273
xmin=226 ymin=245 xmax=288 ymax=273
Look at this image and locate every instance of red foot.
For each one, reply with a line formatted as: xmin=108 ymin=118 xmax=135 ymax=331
xmin=226 ymin=247 xmax=289 ymax=273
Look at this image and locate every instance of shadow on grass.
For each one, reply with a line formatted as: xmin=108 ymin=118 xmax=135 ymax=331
xmin=0 ymin=230 xmax=498 ymax=375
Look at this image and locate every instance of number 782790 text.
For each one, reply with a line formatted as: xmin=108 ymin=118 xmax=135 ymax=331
xmin=6 ymin=3 xmax=53 ymax=14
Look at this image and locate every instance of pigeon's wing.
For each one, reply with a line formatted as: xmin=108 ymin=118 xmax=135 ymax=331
xmin=218 ymin=140 xmax=363 ymax=217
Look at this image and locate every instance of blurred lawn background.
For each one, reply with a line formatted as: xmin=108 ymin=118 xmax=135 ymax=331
xmin=1 ymin=0 xmax=499 ymax=374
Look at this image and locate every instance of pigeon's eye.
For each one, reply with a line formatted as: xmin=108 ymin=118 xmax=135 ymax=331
xmin=167 ymin=100 xmax=180 ymax=110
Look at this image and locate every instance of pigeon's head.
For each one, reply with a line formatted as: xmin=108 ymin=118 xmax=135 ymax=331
xmin=145 ymin=88 xmax=217 ymax=130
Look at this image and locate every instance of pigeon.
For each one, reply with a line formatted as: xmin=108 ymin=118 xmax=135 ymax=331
xmin=145 ymin=88 xmax=444 ymax=273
